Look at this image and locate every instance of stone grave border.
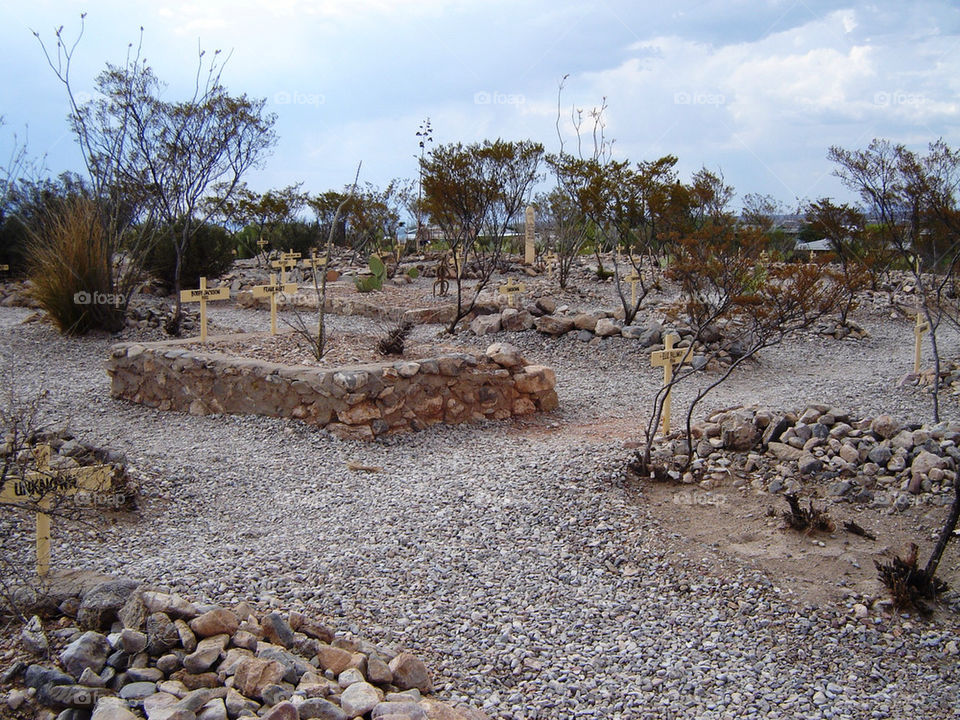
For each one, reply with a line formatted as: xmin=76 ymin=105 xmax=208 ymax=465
xmin=107 ymin=334 xmax=558 ymax=440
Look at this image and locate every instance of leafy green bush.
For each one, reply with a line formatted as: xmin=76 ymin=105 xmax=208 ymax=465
xmin=26 ymin=196 xmax=122 ymax=334
xmin=145 ymin=221 xmax=235 ymax=289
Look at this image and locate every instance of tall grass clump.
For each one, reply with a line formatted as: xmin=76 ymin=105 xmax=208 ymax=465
xmin=26 ymin=196 xmax=122 ymax=334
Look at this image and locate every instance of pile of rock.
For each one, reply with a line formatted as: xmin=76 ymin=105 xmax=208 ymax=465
xmin=0 ymin=280 xmax=40 ymax=309
xmin=7 ymin=577 xmax=487 ymax=720
xmin=123 ymin=306 xmax=200 ymax=334
xmin=661 ymin=405 xmax=959 ymax=508
xmin=472 ymin=297 xmax=766 ymax=368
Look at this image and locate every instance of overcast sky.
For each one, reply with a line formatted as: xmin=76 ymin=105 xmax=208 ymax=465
xmin=2 ymin=0 xmax=958 ymax=213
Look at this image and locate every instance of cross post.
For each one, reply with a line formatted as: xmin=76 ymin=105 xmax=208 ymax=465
xmin=650 ymin=333 xmax=693 ymax=436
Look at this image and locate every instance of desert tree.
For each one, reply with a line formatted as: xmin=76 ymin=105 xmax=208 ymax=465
xmin=829 ymin=138 xmax=960 ymax=423
xmin=633 ymin=212 xmax=845 ymax=474
xmin=533 ymin=184 xmax=590 ymax=289
xmin=37 ymin=17 xmax=277 ymax=333
xmin=218 ymin=183 xmax=306 ymax=260
xmin=421 ymin=139 xmax=544 ymax=333
xmin=803 ymin=198 xmax=875 ymax=326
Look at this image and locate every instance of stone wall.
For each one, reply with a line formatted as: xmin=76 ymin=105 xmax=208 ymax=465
xmin=107 ymin=337 xmax=557 ymax=440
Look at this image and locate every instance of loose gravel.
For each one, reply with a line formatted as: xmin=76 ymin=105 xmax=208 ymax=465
xmin=1 ymin=302 xmax=959 ymax=719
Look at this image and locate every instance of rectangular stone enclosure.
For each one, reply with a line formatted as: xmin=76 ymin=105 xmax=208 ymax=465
xmin=107 ymin=335 xmax=558 ymax=440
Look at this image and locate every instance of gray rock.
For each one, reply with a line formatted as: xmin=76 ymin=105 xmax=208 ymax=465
xmin=91 ymin=696 xmax=139 ymax=720
xmin=534 ymin=315 xmax=574 ymax=336
xmin=470 ymin=314 xmax=501 ymax=335
xmin=868 ymin=445 xmax=893 ymax=465
xmin=117 ymin=629 xmax=148 ymax=655
xmin=501 ymin=309 xmax=534 ymax=332
xmin=77 ymin=580 xmax=141 ymax=631
xmin=298 ymin=696 xmax=346 ymax=720
xmin=118 ymin=681 xmax=157 ymax=701
xmin=619 ymin=324 xmax=645 ymax=339
xmin=798 ymin=454 xmax=823 ymax=475
xmin=61 ymin=631 xmax=111 ymax=679
xmin=25 ymin=664 xmax=75 ymax=690
xmin=146 ymin=614 xmax=180 ymax=656
xmin=197 ymin=698 xmax=228 ymax=720
xmin=340 ymin=682 xmax=380 ymax=717
xmin=43 ymin=684 xmax=108 ymax=708
xmin=22 ymin=615 xmax=49 ymax=655
xmin=260 ymin=683 xmax=291 ymax=706
xmin=594 ymin=318 xmax=622 ymax=337
xmin=183 ymin=634 xmax=228 ymax=674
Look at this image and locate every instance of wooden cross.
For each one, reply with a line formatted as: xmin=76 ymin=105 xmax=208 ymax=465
xmin=256 ymin=238 xmax=269 ymax=253
xmin=914 ymin=312 xmax=930 ymax=373
xmin=302 ymin=254 xmax=327 ymax=272
xmin=650 ymin=333 xmax=693 ymax=436
xmin=624 ymin=270 xmax=641 ymax=306
xmin=0 ymin=264 xmax=9 ymax=273
xmin=270 ymin=258 xmax=298 ymax=283
xmin=499 ymin=280 xmax=526 ymax=307
xmin=253 ymin=273 xmax=299 ymax=335
xmin=545 ymin=252 xmax=558 ymax=282
xmin=0 ymin=445 xmax=113 ymax=576
xmin=180 ymin=277 xmax=230 ymax=342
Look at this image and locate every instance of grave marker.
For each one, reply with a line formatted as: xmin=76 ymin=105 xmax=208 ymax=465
xmin=180 ymin=277 xmax=230 ymax=342
xmin=253 ymin=273 xmax=299 ymax=335
xmin=524 ymin=206 xmax=535 ymax=265
xmin=0 ymin=264 xmax=9 ymax=273
xmin=650 ymin=333 xmax=693 ymax=436
xmin=270 ymin=258 xmax=298 ymax=283
xmin=914 ymin=312 xmax=930 ymax=373
xmin=624 ymin=270 xmax=641 ymax=306
xmin=0 ymin=445 xmax=113 ymax=576
xmin=545 ymin=252 xmax=558 ymax=283
xmin=499 ymin=279 xmax=526 ymax=307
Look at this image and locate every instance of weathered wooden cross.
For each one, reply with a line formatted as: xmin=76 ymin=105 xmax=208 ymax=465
xmin=499 ymin=280 xmax=526 ymax=307
xmin=180 ymin=277 xmax=231 ymax=342
xmin=650 ymin=333 xmax=693 ymax=436
xmin=0 ymin=445 xmax=113 ymax=576
xmin=256 ymin=238 xmax=269 ymax=254
xmin=253 ymin=273 xmax=299 ymax=335
xmin=914 ymin=312 xmax=930 ymax=373
xmin=624 ymin=270 xmax=641 ymax=306
xmin=270 ymin=258 xmax=298 ymax=283
xmin=545 ymin=252 xmax=558 ymax=282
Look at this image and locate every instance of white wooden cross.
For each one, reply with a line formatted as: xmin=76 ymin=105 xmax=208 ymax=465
xmin=914 ymin=312 xmax=930 ymax=373
xmin=624 ymin=270 xmax=641 ymax=306
xmin=180 ymin=277 xmax=230 ymax=342
xmin=499 ymin=280 xmax=526 ymax=307
xmin=650 ymin=333 xmax=693 ymax=436
xmin=0 ymin=445 xmax=113 ymax=576
xmin=253 ymin=273 xmax=299 ymax=335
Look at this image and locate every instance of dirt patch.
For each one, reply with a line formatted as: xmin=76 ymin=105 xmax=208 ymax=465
xmin=636 ymin=475 xmax=960 ymax=613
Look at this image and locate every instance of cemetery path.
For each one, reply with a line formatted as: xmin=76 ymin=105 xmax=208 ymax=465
xmin=2 ymin=304 xmax=960 ymax=719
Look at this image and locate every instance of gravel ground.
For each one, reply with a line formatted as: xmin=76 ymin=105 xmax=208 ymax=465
xmin=2 ymin=302 xmax=959 ymax=720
